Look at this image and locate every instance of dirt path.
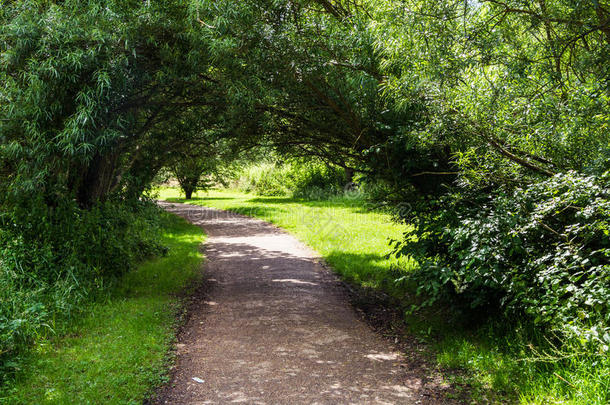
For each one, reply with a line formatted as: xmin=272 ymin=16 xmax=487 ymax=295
xmin=156 ymin=202 xmax=453 ymax=404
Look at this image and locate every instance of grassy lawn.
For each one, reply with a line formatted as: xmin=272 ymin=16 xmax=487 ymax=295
xmin=158 ymin=188 xmax=609 ymax=405
xmin=158 ymin=188 xmax=414 ymax=297
xmin=1 ymin=213 xmax=205 ymax=405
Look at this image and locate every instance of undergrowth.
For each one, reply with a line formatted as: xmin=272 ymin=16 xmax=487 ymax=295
xmin=0 ymin=198 xmax=166 ymax=383
xmin=235 ymin=159 xmax=347 ymax=199
xmin=0 ymin=212 xmax=204 ymax=404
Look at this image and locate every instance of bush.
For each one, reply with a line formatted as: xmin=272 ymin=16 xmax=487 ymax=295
xmin=289 ymin=160 xmax=347 ymax=199
xmin=395 ymin=171 xmax=610 ymax=350
xmin=236 ymin=160 xmax=347 ymax=198
xmin=0 ymin=198 xmax=165 ymax=380
xmin=237 ymin=163 xmax=291 ymax=196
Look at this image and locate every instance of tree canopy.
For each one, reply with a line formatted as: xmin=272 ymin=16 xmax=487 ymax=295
xmin=2 ymin=0 xmax=608 ymax=206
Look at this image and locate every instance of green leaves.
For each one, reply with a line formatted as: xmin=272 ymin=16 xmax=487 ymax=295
xmin=400 ymin=171 xmax=610 ymax=349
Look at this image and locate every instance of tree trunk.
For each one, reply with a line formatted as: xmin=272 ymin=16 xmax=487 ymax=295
xmin=76 ymin=151 xmax=119 ymax=208
xmin=345 ymin=167 xmax=354 ymax=184
xmin=183 ymin=186 xmax=194 ymax=200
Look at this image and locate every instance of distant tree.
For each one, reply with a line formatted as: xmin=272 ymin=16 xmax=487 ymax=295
xmin=169 ymin=136 xmax=237 ymax=199
xmin=171 ymin=157 xmax=214 ymax=200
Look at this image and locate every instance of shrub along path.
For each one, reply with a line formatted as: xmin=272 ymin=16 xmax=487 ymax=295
xmin=157 ymin=202 xmax=453 ymax=404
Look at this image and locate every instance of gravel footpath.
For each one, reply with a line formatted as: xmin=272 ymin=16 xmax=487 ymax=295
xmin=155 ymin=202 xmax=453 ymax=404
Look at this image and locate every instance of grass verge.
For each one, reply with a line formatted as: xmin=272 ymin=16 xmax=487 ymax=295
xmin=159 ymin=188 xmax=610 ymax=405
xmin=0 ymin=213 xmax=204 ymax=404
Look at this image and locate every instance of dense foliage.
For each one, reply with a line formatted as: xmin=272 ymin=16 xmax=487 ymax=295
xmin=236 ymin=160 xmax=347 ymax=198
xmin=397 ymin=172 xmax=610 ymax=347
xmin=0 ymin=0 xmax=224 ymax=379
xmin=0 ymin=199 xmax=164 ymax=377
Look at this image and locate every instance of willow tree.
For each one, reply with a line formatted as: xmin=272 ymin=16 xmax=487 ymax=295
xmin=0 ymin=0 xmax=248 ymax=208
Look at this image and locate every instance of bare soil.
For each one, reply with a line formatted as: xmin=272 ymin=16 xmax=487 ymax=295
xmin=155 ymin=202 xmax=458 ymax=404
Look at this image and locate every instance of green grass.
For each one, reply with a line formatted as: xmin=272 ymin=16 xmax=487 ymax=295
xmin=159 ymin=187 xmax=610 ymax=405
xmin=433 ymin=325 xmax=610 ymax=404
xmin=1 ymin=213 xmax=205 ymax=404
